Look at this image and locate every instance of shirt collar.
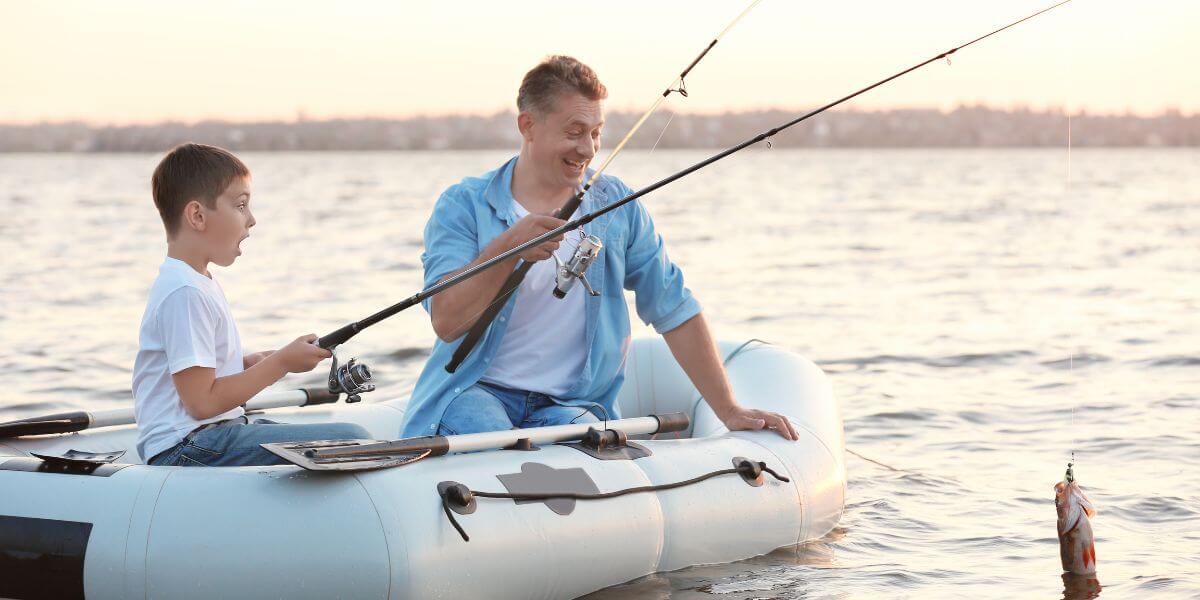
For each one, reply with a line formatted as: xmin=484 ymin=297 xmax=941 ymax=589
xmin=485 ymin=156 xmax=607 ymax=226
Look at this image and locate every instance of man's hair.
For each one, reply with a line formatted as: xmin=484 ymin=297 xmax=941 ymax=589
xmin=151 ymin=143 xmax=249 ymax=236
xmin=517 ymin=55 xmax=608 ymax=117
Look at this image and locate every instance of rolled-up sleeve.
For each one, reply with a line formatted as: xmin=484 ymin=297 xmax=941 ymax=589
xmin=621 ymin=187 xmax=701 ymax=334
xmin=420 ymin=186 xmax=480 ymax=314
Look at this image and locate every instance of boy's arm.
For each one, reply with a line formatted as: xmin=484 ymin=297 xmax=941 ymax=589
xmin=174 ymin=335 xmax=330 ymax=420
xmin=243 ymin=350 xmax=274 ymax=369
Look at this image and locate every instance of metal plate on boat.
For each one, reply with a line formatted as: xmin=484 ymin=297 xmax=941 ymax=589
xmin=262 ymin=439 xmax=430 ymax=472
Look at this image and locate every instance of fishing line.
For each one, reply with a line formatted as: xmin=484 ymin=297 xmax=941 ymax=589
xmin=1066 ymin=24 xmax=1079 ymax=469
xmin=445 ymin=0 xmax=764 ymax=372
xmin=317 ymin=0 xmax=1078 ymax=366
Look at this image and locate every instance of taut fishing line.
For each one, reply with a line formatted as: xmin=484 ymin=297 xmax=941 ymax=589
xmin=442 ymin=0 xmax=764 ymax=371
xmin=314 ymin=0 xmax=1079 ymax=390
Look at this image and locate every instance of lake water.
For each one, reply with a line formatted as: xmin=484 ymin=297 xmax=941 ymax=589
xmin=1 ymin=149 xmax=1197 ymax=598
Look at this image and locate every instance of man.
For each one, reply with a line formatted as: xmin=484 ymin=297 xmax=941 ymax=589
xmin=400 ymin=55 xmax=797 ymax=441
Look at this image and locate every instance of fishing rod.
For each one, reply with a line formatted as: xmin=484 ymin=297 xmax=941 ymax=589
xmin=444 ymin=1 xmax=763 ymax=371
xmin=442 ymin=0 xmax=1077 ymax=370
xmin=309 ymin=1 xmax=762 ymax=349
xmin=317 ymin=0 xmax=1073 ymax=362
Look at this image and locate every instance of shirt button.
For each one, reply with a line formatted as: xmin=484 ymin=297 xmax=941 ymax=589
xmin=499 ymin=316 xmax=506 ymax=322
xmin=454 ymin=387 xmax=461 ymax=393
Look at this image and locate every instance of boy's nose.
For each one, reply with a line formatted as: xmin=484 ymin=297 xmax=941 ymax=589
xmin=246 ymin=211 xmax=256 ymax=228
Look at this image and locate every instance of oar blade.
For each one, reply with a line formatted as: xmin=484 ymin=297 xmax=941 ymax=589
xmin=261 ymin=439 xmax=431 ymax=472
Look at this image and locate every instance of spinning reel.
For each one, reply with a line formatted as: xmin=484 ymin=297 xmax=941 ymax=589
xmin=327 ymin=347 xmax=375 ymax=403
xmin=553 ymin=234 xmax=603 ymax=299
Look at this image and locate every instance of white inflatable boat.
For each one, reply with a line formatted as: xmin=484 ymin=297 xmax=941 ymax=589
xmin=0 ymin=338 xmax=844 ymax=600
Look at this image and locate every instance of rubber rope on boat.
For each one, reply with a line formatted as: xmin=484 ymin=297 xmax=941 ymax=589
xmin=439 ymin=458 xmax=789 ymax=542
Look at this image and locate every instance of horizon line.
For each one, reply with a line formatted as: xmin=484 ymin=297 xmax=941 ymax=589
xmin=2 ymin=103 xmax=1195 ymax=129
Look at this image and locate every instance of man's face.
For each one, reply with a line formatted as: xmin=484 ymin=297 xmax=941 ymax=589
xmin=522 ymin=92 xmax=604 ymax=192
xmin=201 ymin=175 xmax=255 ymax=267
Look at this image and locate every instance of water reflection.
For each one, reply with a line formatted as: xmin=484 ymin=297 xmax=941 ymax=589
xmin=1061 ymin=573 xmax=1102 ymax=600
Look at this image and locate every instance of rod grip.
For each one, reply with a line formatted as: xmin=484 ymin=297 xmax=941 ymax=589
xmin=301 ymin=387 xmax=340 ymax=406
xmin=652 ymin=412 xmax=691 ymax=434
xmin=445 ymin=264 xmax=528 ymax=372
xmin=318 ymin=323 xmax=358 ymax=350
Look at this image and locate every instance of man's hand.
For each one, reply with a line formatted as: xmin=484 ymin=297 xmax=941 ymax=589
xmin=274 ymin=334 xmax=332 ymax=373
xmin=504 ymin=213 xmax=566 ymax=262
xmin=243 ymin=350 xmax=274 ymax=369
xmin=716 ymin=405 xmax=799 ymax=441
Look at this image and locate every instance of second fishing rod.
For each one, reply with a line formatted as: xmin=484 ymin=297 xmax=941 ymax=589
xmin=317 ymin=0 xmax=1076 ymax=367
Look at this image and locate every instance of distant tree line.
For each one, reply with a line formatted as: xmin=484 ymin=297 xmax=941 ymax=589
xmin=1 ymin=106 xmax=1196 ymax=152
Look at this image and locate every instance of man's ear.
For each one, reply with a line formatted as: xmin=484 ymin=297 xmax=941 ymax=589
xmin=517 ymin=111 xmax=536 ymax=142
xmin=182 ymin=200 xmax=206 ymax=232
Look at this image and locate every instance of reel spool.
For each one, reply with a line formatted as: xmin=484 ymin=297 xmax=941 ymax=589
xmin=327 ymin=348 xmax=375 ymax=403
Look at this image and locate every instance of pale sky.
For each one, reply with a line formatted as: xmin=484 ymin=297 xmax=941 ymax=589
xmin=0 ymin=0 xmax=1196 ymax=124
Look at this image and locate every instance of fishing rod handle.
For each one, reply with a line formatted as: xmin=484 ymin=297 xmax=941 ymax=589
xmin=318 ymin=323 xmax=359 ymax=350
xmin=444 ymin=261 xmax=531 ymax=372
xmin=445 ymin=194 xmax=588 ymax=372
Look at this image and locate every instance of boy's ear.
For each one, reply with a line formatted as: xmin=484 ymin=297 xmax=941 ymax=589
xmin=182 ymin=199 xmax=207 ymax=232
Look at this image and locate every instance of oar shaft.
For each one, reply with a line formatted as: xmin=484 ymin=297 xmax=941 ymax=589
xmin=307 ymin=412 xmax=691 ymax=459
xmin=0 ymin=387 xmax=336 ymax=438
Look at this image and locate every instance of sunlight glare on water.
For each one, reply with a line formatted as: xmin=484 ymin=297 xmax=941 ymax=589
xmin=0 ymin=148 xmax=1196 ymax=598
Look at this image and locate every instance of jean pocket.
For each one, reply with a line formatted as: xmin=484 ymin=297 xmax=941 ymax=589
xmin=175 ymin=452 xmax=213 ymax=467
xmin=184 ymin=427 xmax=231 ymax=456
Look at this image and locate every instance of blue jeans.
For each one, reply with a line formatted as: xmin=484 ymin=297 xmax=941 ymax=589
xmin=436 ymin=382 xmax=603 ymax=436
xmin=148 ymin=417 xmax=371 ymax=467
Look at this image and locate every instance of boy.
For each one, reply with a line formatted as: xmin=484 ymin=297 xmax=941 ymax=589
xmin=133 ymin=143 xmax=370 ymax=466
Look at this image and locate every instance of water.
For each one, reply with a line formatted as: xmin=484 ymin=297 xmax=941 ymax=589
xmin=1 ymin=149 xmax=1197 ymax=598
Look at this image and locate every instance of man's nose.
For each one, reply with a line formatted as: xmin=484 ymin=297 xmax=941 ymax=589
xmin=577 ymin=139 xmax=596 ymax=159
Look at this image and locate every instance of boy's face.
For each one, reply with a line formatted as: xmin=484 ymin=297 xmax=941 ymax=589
xmin=520 ymin=91 xmax=604 ymax=193
xmin=200 ymin=175 xmax=255 ymax=267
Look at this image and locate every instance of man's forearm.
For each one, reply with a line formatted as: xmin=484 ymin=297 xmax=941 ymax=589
xmin=661 ymin=312 xmax=737 ymax=419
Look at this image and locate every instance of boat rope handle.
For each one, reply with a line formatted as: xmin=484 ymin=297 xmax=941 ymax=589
xmin=438 ymin=458 xmax=789 ymax=542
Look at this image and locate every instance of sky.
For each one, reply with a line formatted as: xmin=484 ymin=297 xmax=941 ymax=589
xmin=0 ymin=0 xmax=1196 ymax=124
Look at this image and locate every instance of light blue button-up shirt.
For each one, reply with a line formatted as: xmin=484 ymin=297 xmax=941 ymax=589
xmin=400 ymin=157 xmax=701 ymax=437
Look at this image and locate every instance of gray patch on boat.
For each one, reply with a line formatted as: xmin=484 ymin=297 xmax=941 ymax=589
xmin=496 ymin=462 xmax=599 ymax=515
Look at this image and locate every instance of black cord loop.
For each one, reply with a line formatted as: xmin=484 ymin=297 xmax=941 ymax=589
xmin=438 ymin=459 xmax=789 ymax=542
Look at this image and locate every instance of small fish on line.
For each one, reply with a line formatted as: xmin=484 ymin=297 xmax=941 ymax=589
xmin=1054 ymin=462 xmax=1097 ymax=576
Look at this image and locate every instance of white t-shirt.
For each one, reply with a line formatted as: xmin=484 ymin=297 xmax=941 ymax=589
xmin=132 ymin=257 xmax=245 ymax=461
xmin=479 ymin=202 xmax=588 ymax=397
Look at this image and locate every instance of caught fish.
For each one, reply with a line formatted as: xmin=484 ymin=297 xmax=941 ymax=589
xmin=1054 ymin=463 xmax=1097 ymax=575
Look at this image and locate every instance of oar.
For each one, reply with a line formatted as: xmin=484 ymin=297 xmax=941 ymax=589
xmin=0 ymin=387 xmax=339 ymax=438
xmin=261 ymin=412 xmax=691 ymax=471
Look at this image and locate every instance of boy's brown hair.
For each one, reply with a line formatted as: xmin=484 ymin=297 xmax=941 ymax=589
xmin=151 ymin=143 xmax=249 ymax=236
xmin=517 ymin=55 xmax=608 ymax=117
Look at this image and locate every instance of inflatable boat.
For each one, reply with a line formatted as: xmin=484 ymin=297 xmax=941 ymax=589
xmin=0 ymin=338 xmax=844 ymax=599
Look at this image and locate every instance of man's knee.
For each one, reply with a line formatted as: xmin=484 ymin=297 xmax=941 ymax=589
xmin=326 ymin=422 xmax=371 ymax=440
xmin=438 ymin=387 xmax=513 ymax=435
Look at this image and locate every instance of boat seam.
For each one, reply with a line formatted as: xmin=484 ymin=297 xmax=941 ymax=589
xmin=352 ymin=473 xmax=395 ymax=599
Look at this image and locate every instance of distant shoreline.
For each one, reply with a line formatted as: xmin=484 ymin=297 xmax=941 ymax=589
xmin=2 ymin=106 xmax=1196 ymax=152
